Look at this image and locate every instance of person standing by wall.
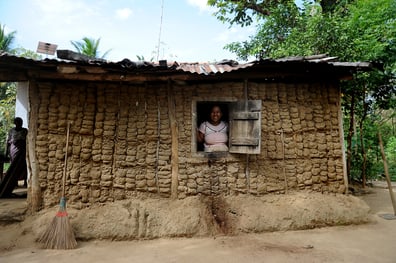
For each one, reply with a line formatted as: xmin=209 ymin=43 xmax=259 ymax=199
xmin=0 ymin=117 xmax=28 ymax=198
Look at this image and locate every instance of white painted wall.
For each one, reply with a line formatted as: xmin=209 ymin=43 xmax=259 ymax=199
xmin=15 ymin=82 xmax=30 ymax=182
xmin=15 ymin=82 xmax=29 ymax=128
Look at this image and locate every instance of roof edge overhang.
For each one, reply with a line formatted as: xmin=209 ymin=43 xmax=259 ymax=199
xmin=0 ymin=52 xmax=373 ymax=83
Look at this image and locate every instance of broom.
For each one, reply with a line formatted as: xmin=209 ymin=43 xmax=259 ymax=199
xmin=37 ymin=121 xmax=77 ymax=249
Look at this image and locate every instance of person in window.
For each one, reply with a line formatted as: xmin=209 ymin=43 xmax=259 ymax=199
xmin=197 ymin=105 xmax=228 ymax=152
xmin=0 ymin=117 xmax=28 ymax=198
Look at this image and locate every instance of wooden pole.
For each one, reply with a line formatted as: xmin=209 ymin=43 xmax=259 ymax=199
xmin=168 ymin=80 xmax=179 ymax=199
xmin=244 ymin=79 xmax=250 ymax=193
xmin=62 ymin=122 xmax=71 ymax=198
xmin=27 ymin=80 xmax=42 ymax=212
xmin=155 ymin=100 xmax=161 ymax=194
xmin=277 ymin=129 xmax=288 ymax=194
xmin=378 ymin=131 xmax=396 ymax=215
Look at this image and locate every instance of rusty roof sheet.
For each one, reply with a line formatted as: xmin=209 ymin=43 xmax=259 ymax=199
xmin=175 ymin=60 xmax=254 ymax=75
xmin=0 ymin=51 xmax=372 ymax=76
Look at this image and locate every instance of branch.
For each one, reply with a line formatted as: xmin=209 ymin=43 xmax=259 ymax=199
xmin=230 ymin=0 xmax=289 ymax=16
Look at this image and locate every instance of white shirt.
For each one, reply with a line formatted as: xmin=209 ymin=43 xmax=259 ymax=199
xmin=199 ymin=121 xmax=228 ymax=151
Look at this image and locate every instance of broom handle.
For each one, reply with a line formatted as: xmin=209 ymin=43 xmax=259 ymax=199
xmin=62 ymin=122 xmax=71 ymax=198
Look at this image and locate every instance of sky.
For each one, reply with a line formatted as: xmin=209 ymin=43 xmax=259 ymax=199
xmin=0 ymin=0 xmax=257 ymax=63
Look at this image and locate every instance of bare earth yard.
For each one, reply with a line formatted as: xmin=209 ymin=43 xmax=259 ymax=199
xmin=0 ymin=182 xmax=395 ymax=263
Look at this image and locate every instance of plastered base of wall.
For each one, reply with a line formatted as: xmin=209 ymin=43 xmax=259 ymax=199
xmin=32 ymin=192 xmax=371 ymax=241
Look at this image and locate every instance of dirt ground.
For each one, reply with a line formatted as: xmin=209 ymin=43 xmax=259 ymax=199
xmin=0 ymin=182 xmax=396 ymax=263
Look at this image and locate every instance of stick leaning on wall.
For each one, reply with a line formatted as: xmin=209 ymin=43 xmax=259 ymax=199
xmin=37 ymin=121 xmax=77 ymax=249
xmin=378 ymin=131 xmax=396 ymax=219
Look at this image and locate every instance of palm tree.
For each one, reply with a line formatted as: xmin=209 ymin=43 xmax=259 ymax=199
xmin=0 ymin=23 xmax=16 ymax=52
xmin=0 ymin=23 xmax=17 ymax=147
xmin=70 ymin=37 xmax=111 ymax=59
xmin=136 ymin=55 xmax=154 ymax=62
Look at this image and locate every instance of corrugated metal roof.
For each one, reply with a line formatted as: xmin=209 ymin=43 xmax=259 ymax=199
xmin=172 ymin=54 xmax=371 ymax=75
xmin=175 ymin=60 xmax=254 ymax=75
xmin=0 ymin=51 xmax=372 ymax=78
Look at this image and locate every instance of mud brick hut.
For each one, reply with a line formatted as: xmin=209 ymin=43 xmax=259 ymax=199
xmin=0 ymin=51 xmax=371 ymax=211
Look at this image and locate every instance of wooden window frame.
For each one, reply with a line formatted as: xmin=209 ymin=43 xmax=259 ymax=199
xmin=191 ymin=98 xmax=262 ymax=157
xmin=191 ymin=97 xmax=236 ymax=157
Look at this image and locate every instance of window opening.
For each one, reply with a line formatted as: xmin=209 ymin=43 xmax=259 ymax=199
xmin=196 ymin=102 xmax=229 ymax=152
xmin=193 ymin=99 xmax=262 ymax=156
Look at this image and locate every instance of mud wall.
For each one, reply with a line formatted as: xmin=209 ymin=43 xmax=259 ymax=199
xmin=30 ymin=80 xmax=345 ymax=208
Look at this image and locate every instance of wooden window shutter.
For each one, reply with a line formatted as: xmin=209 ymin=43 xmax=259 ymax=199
xmin=229 ymin=100 xmax=262 ymax=154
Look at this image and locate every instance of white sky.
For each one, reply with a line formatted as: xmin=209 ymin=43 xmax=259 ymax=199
xmin=0 ymin=0 xmax=257 ymax=62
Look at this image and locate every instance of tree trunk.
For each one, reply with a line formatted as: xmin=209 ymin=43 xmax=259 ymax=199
xmin=359 ymin=122 xmax=367 ymax=188
xmin=359 ymin=92 xmax=368 ymax=188
xmin=346 ymin=92 xmax=355 ymax=183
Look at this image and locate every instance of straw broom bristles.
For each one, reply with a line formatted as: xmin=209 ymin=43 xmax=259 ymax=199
xmin=37 ymin=122 xmax=77 ymax=249
xmin=37 ymin=197 xmax=77 ymax=249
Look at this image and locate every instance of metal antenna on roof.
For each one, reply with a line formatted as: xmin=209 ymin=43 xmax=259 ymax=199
xmin=156 ymin=0 xmax=164 ymax=62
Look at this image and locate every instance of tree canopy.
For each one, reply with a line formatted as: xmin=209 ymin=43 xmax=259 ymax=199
xmin=209 ymin=0 xmax=396 ymax=183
